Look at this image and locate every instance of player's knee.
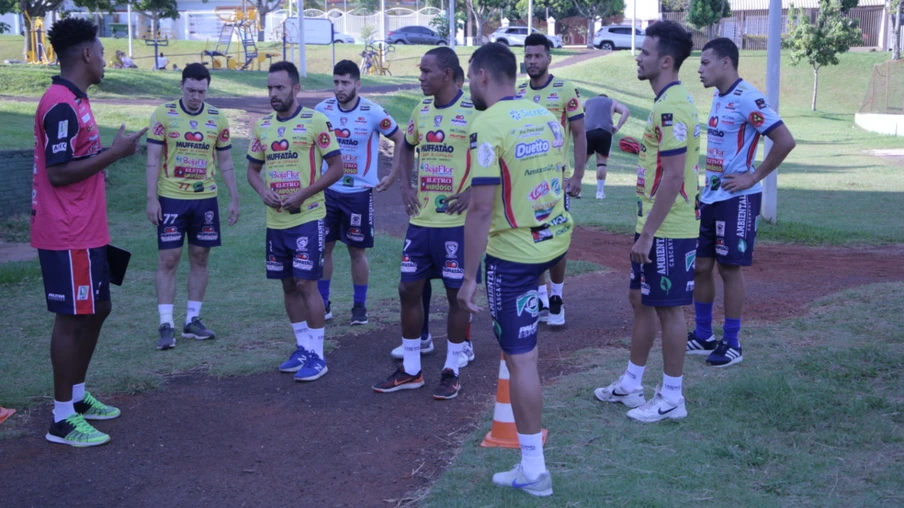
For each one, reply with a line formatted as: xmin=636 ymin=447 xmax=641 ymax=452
xmin=188 ymin=247 xmax=210 ymax=268
xmin=695 ymin=256 xmax=715 ymax=276
xmin=717 ymin=262 xmax=742 ymax=280
xmin=348 ymin=247 xmax=367 ymax=263
xmin=398 ymin=281 xmax=421 ymax=304
xmin=95 ymin=300 xmax=112 ymax=319
xmin=280 ymin=277 xmax=298 ymax=295
xmin=628 ymin=290 xmax=643 ymax=309
xmin=158 ymin=249 xmax=181 ymax=272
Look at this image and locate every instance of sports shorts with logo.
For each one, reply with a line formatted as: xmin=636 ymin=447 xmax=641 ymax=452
xmin=629 ymin=233 xmax=697 ymax=307
xmin=265 ymin=219 xmax=325 ymax=280
xmin=400 ymin=224 xmax=473 ymax=289
xmin=324 ymin=188 xmax=374 ymax=248
xmin=157 ymin=196 xmax=221 ymax=250
xmin=38 ymin=247 xmax=111 ymax=315
xmin=486 ymin=253 xmax=565 ymax=355
xmin=586 ymin=128 xmax=613 ymax=157
xmin=697 ymin=193 xmax=761 ymax=266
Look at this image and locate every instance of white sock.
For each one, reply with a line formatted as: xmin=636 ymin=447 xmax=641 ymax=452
xmin=186 ymin=300 xmax=202 ymax=325
xmin=661 ymin=373 xmax=683 ymax=404
xmin=518 ymin=432 xmax=547 ymax=479
xmin=309 ymin=327 xmax=325 ymax=359
xmin=402 ymin=337 xmax=422 ymax=375
xmin=622 ymin=361 xmax=645 ymax=391
xmin=53 ymin=399 xmax=75 ymax=423
xmin=445 ymin=341 xmax=464 ymax=375
xmin=597 ymin=180 xmax=605 ymax=193
xmin=537 ymin=285 xmax=549 ymax=308
xmin=292 ymin=321 xmax=310 ymax=349
xmin=158 ymin=304 xmax=174 ymax=327
xmin=550 ymin=282 xmax=564 ymax=298
xmin=72 ymin=382 xmax=86 ymax=403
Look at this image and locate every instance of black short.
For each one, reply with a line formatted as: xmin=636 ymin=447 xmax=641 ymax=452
xmin=586 ymin=128 xmax=613 ymax=157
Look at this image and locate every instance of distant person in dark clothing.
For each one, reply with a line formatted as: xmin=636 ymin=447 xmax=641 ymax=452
xmin=584 ymin=94 xmax=630 ymax=199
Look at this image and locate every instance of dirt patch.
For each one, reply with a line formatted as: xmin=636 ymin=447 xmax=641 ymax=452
xmin=0 ymin=241 xmax=36 ymax=263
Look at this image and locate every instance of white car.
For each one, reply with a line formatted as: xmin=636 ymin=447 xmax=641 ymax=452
xmin=593 ymin=25 xmax=645 ymax=51
xmin=490 ymin=26 xmax=563 ymax=49
xmin=333 ymin=32 xmax=356 ymax=44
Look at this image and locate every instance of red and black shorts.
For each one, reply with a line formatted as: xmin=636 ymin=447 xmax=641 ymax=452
xmin=38 ymin=247 xmax=111 ymax=315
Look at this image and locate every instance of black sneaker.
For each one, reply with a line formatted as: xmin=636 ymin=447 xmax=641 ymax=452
xmin=686 ymin=331 xmax=718 ymax=355
xmin=156 ymin=323 xmax=175 ymax=350
xmin=182 ymin=317 xmax=216 ymax=340
xmin=433 ymin=368 xmax=461 ymax=400
xmin=350 ymin=303 xmax=368 ymax=325
xmin=324 ymin=300 xmax=333 ymax=321
xmin=547 ymin=295 xmax=565 ymax=327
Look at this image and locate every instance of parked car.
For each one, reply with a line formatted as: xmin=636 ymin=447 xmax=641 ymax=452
xmin=592 ymin=25 xmax=645 ymax=51
xmin=386 ymin=26 xmax=447 ymax=45
xmin=489 ymin=26 xmax=563 ymax=48
xmin=333 ymin=32 xmax=356 ymax=44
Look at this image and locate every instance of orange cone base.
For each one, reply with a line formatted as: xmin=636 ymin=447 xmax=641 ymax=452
xmin=481 ymin=428 xmax=547 ymax=448
xmin=0 ymin=407 xmax=16 ymax=425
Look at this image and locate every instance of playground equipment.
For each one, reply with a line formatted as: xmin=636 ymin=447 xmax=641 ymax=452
xmin=203 ymin=3 xmax=277 ymax=70
xmin=24 ymin=13 xmax=55 ymax=65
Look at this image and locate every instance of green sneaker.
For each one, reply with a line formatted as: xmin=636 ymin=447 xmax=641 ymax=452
xmin=182 ymin=316 xmax=216 ymax=340
xmin=492 ymin=464 xmax=553 ymax=497
xmin=74 ymin=392 xmax=121 ymax=420
xmin=45 ymin=414 xmax=111 ymax=448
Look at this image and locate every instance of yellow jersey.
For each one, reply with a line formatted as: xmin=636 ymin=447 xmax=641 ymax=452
xmin=516 ymin=75 xmax=584 ymax=178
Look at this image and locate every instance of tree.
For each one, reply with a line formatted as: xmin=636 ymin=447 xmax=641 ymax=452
xmin=661 ymin=0 xmax=690 ymax=12
xmin=251 ymin=0 xmax=282 ymax=41
xmin=888 ymin=0 xmax=902 ymax=60
xmin=464 ymin=0 xmax=507 ymax=45
xmin=528 ymin=0 xmax=624 ymax=48
xmin=0 ymin=0 xmax=68 ymax=59
xmin=784 ymin=0 xmax=863 ymax=110
xmin=687 ymin=0 xmax=730 ymax=39
xmin=72 ymin=0 xmax=179 ymax=39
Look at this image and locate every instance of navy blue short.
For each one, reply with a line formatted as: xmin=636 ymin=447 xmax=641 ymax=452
xmin=38 ymin=247 xmax=111 ymax=315
xmin=157 ymin=196 xmax=221 ymax=250
xmin=265 ymin=220 xmax=324 ymax=281
xmin=324 ymin=188 xmax=375 ymax=248
xmin=698 ymin=193 xmax=761 ymax=266
xmin=629 ymin=234 xmax=697 ymax=307
xmin=486 ymin=253 xmax=565 ymax=355
xmin=400 ymin=224 xmax=470 ymax=289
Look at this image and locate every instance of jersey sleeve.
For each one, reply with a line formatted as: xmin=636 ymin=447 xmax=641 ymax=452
xmin=147 ymin=105 xmax=166 ymax=146
xmin=404 ymin=105 xmax=420 ymax=148
xmin=373 ymin=104 xmax=399 ymax=138
xmin=655 ymin=106 xmax=689 ymax=157
xmin=741 ymin=91 xmax=783 ymax=136
xmin=469 ymin=124 xmax=502 ymax=186
xmin=216 ymin=114 xmax=232 ymax=151
xmin=315 ymin=113 xmax=341 ymax=160
xmin=42 ymin=102 xmax=80 ymax=166
xmin=565 ymin=85 xmax=585 ymax=123
xmin=246 ymin=122 xmax=266 ymax=164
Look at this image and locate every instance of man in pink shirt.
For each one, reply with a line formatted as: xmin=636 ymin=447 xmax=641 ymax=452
xmin=31 ymin=18 xmax=146 ymax=447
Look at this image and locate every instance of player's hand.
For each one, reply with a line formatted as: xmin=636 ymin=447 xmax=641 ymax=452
xmin=146 ymin=198 xmax=162 ymax=226
xmin=721 ymin=173 xmax=757 ymax=193
xmin=446 ymin=188 xmax=471 ymax=215
xmin=401 ymin=185 xmax=420 ymax=217
xmin=630 ymin=233 xmax=653 ymax=265
xmin=375 ymin=175 xmax=395 ymax=192
xmin=457 ymin=278 xmax=482 ymax=314
xmin=260 ymin=188 xmax=283 ymax=209
xmin=110 ymin=123 xmax=149 ymax=159
xmin=227 ymin=199 xmax=240 ymax=226
xmin=283 ymin=188 xmax=309 ymax=211
xmin=566 ymin=176 xmax=583 ymax=198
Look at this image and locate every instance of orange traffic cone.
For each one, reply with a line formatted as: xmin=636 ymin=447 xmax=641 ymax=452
xmin=0 ymin=406 xmax=16 ymax=425
xmin=481 ymin=353 xmax=547 ymax=448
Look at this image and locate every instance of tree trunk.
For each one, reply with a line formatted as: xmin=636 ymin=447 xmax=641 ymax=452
xmin=258 ymin=8 xmax=267 ymax=42
xmin=586 ymin=15 xmax=594 ymax=48
xmin=811 ymin=66 xmax=819 ymax=111
xmin=894 ymin=2 xmax=902 ymax=60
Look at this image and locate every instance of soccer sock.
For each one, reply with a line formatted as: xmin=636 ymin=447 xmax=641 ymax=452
xmin=402 ymin=337 xmax=422 ymax=375
xmin=158 ymin=304 xmax=174 ymax=327
xmin=661 ymin=373 xmax=684 ymax=405
xmin=72 ymin=382 xmax=85 ymax=403
xmin=53 ymin=399 xmax=75 ymax=423
xmin=694 ymin=301 xmax=714 ymax=340
xmin=518 ymin=432 xmax=547 ymax=479
xmin=353 ymin=284 xmax=368 ymax=306
xmin=597 ymin=180 xmax=606 ymax=193
xmin=421 ymin=282 xmax=432 ymax=340
xmin=318 ymin=279 xmax=331 ymax=304
xmin=723 ymin=317 xmax=742 ymax=348
xmin=309 ymin=327 xmax=325 ymax=359
xmin=445 ymin=341 xmax=464 ymax=375
xmin=622 ymin=361 xmax=645 ymax=391
xmin=550 ymin=282 xmax=564 ymax=298
xmin=292 ymin=321 xmax=310 ymax=349
xmin=537 ymin=284 xmax=550 ymax=308
xmin=186 ymin=300 xmax=202 ymax=325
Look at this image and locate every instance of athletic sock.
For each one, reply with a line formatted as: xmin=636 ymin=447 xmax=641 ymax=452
xmin=444 ymin=341 xmax=464 ymax=375
xmin=292 ymin=321 xmax=310 ymax=349
xmin=421 ymin=282 xmax=432 ymax=340
xmin=694 ymin=301 xmax=714 ymax=340
xmin=537 ymin=284 xmax=550 ymax=308
xmin=723 ymin=317 xmax=742 ymax=348
xmin=353 ymin=284 xmax=368 ymax=306
xmin=158 ymin=304 xmax=174 ymax=327
xmin=53 ymin=399 xmax=75 ymax=423
xmin=550 ymin=282 xmax=564 ymax=298
xmin=318 ymin=279 xmax=331 ymax=304
xmin=622 ymin=361 xmax=645 ymax=391
xmin=309 ymin=327 xmax=325 ymax=359
xmin=597 ymin=180 xmax=606 ymax=193
xmin=186 ymin=300 xmax=202 ymax=325
xmin=72 ymin=382 xmax=85 ymax=403
xmin=518 ymin=432 xmax=547 ymax=480
xmin=402 ymin=337 xmax=422 ymax=375
xmin=661 ymin=373 xmax=683 ymax=405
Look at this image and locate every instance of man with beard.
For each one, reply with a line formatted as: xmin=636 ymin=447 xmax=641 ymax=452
xmin=33 ymin=18 xmax=147 ymax=446
xmin=517 ymin=33 xmax=587 ymax=328
xmin=246 ymin=61 xmax=344 ymax=382
xmin=313 ymin=60 xmax=406 ymax=326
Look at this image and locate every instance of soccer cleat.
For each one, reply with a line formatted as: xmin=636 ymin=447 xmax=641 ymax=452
xmin=547 ymin=296 xmax=565 ymax=327
xmin=350 ymin=303 xmax=368 ymax=325
xmin=74 ymin=392 xmax=121 ymax=420
xmin=596 ymin=191 xmax=606 ymax=199
xmin=626 ymin=391 xmax=687 ymax=423
xmin=279 ymin=347 xmax=309 ymax=373
xmin=458 ymin=340 xmax=475 ymax=368
xmin=372 ymin=367 xmax=425 ymax=393
xmin=156 ymin=323 xmax=176 ymax=351
xmin=390 ymin=334 xmax=434 ymax=359
xmin=492 ymin=464 xmax=553 ymax=497
xmin=538 ymin=301 xmax=549 ymax=323
xmin=324 ymin=300 xmax=333 ymax=321
xmin=182 ymin=317 xmax=215 ymax=341
xmin=593 ymin=376 xmax=645 ymax=408
xmin=706 ymin=341 xmax=743 ymax=368
xmin=433 ymin=368 xmax=461 ymax=400
xmin=295 ymin=351 xmax=328 ymax=381
xmin=45 ymin=414 xmax=111 ymax=448
xmin=686 ymin=331 xmax=718 ymax=355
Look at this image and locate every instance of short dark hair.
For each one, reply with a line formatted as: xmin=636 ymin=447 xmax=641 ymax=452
xmin=702 ymin=37 xmax=739 ymax=70
xmin=524 ymin=33 xmax=551 ymax=54
xmin=644 ymin=20 xmax=694 ymax=71
xmin=182 ymin=62 xmax=211 ymax=84
xmin=453 ymin=65 xmax=464 ymax=84
xmin=469 ymin=43 xmax=517 ymax=83
xmin=47 ymin=18 xmax=98 ymax=61
xmin=425 ymin=46 xmax=459 ymax=73
xmin=269 ymin=61 xmax=300 ymax=85
xmin=333 ymin=59 xmax=360 ymax=80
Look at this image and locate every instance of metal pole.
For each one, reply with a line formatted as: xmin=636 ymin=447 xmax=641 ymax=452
xmin=449 ymin=0 xmax=455 ymax=47
xmin=762 ymin=0 xmax=782 ymax=223
xmin=127 ymin=3 xmax=133 ymax=57
xmin=528 ymin=0 xmax=532 ymax=37
xmin=298 ymin=0 xmax=307 ymax=77
xmin=344 ymin=0 xmax=347 ymax=34
xmin=631 ymin=0 xmax=637 ymax=55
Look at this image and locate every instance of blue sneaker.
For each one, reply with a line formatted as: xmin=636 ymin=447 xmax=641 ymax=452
xmin=279 ymin=347 xmax=308 ymax=373
xmin=706 ymin=341 xmax=743 ymax=368
xmin=295 ymin=351 xmax=328 ymax=381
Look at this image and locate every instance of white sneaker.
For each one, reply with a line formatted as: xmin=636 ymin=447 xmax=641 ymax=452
xmin=595 ymin=191 xmax=606 ymax=199
xmin=390 ymin=334 xmax=434 ymax=359
xmin=546 ymin=296 xmax=565 ymax=327
xmin=492 ymin=464 xmax=553 ymax=497
xmin=593 ymin=376 xmax=645 ymax=408
xmin=458 ymin=340 xmax=475 ymax=368
xmin=626 ymin=390 xmax=687 ymax=423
